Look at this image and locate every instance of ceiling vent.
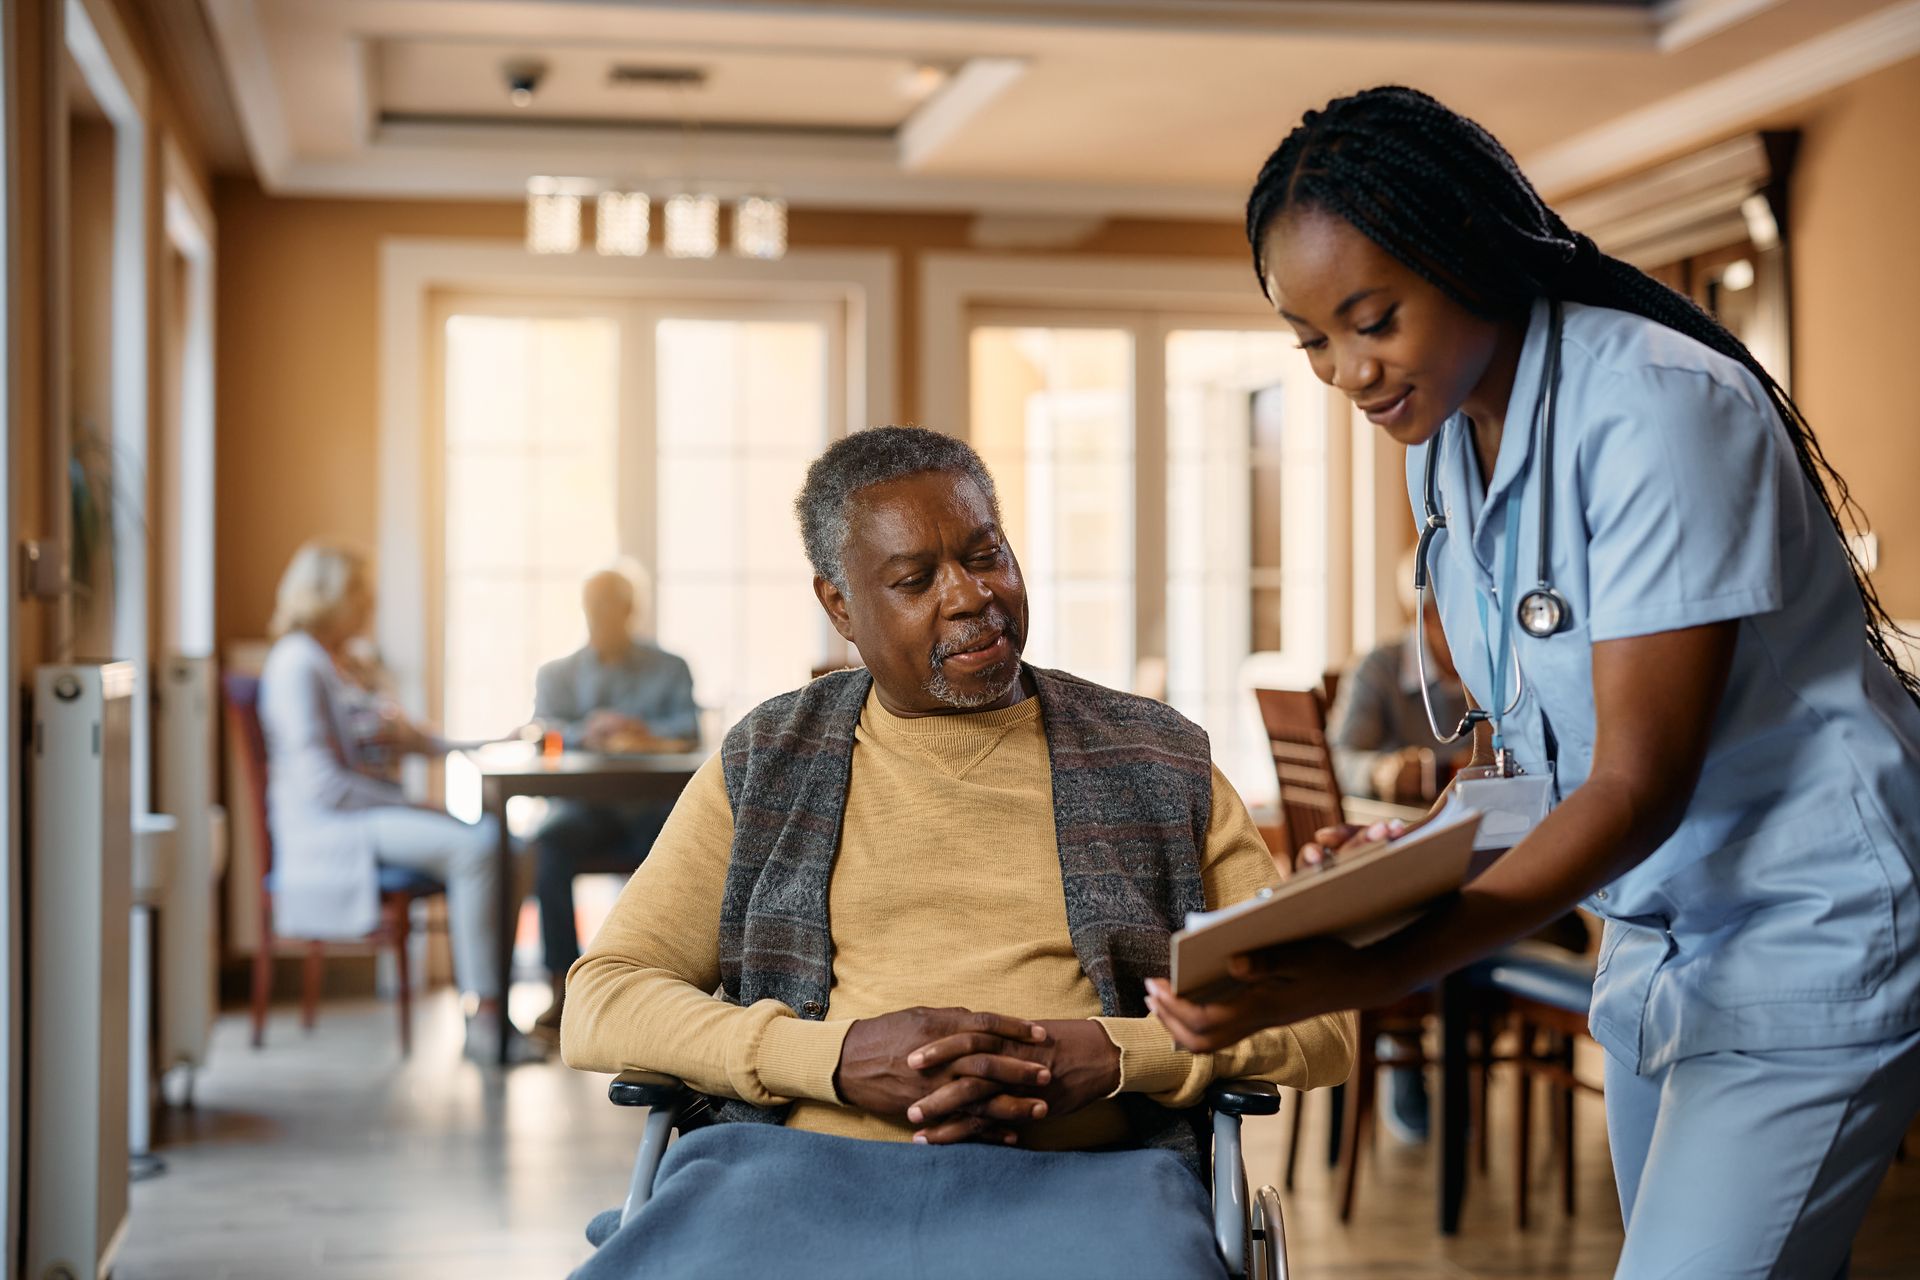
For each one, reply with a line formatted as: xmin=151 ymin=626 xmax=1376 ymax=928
xmin=607 ymin=64 xmax=708 ymax=89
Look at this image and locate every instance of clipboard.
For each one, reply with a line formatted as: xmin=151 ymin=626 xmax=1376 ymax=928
xmin=1170 ymin=805 xmax=1484 ymax=997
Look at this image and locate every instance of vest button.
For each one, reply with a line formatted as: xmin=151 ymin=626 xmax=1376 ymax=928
xmin=801 ymin=1001 xmax=824 ymax=1017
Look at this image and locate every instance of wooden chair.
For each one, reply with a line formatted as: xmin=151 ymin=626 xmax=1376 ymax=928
xmin=1253 ymin=688 xmax=1343 ymax=869
xmin=1468 ymin=943 xmax=1601 ymax=1228
xmin=223 ymin=671 xmax=445 ymax=1055
xmin=1254 ymin=686 xmax=1433 ymax=1222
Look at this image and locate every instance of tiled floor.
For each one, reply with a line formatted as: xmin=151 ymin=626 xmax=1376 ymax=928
xmin=118 ymin=988 xmax=1920 ymax=1279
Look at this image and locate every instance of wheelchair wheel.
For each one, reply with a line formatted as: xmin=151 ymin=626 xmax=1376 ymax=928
xmin=1249 ymin=1184 xmax=1288 ymax=1280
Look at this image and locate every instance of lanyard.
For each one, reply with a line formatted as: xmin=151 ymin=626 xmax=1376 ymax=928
xmin=1473 ymin=476 xmax=1525 ymax=759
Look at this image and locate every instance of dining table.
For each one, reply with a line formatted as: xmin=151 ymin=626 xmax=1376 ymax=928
xmin=472 ymin=745 xmax=708 ymax=1065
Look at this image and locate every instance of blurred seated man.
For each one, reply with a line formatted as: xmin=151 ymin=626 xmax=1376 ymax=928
xmin=530 ymin=567 xmax=698 ymax=1044
xmin=562 ymin=428 xmax=1354 ymax=1279
xmin=1326 ymin=554 xmax=1472 ymax=805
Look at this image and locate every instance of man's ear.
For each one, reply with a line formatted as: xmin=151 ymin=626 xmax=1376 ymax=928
xmin=813 ymin=575 xmax=857 ymax=644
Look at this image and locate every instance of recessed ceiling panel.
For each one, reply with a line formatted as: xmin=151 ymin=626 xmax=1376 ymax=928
xmin=376 ymin=38 xmax=940 ymax=132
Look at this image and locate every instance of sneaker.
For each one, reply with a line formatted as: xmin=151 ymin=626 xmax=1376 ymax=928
xmin=1382 ymin=1065 xmax=1430 ymax=1144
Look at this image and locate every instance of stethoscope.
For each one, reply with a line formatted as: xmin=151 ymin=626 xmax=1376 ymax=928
xmin=1412 ymin=298 xmax=1570 ymax=747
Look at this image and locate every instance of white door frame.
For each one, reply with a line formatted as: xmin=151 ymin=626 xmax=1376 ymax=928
xmin=379 ymin=240 xmax=895 ymax=721
xmin=424 ymin=291 xmax=848 ymax=732
xmin=64 ymin=0 xmax=150 ymax=808
xmin=920 ymin=253 xmax=1392 ymax=685
xmin=159 ymin=138 xmax=215 ymax=659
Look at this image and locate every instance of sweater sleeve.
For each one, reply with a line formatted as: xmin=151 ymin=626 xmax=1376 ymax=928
xmin=559 ymin=753 xmax=846 ymax=1106
xmin=1095 ymin=765 xmax=1358 ymax=1106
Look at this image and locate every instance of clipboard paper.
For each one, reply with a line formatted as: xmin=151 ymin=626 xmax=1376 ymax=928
xmin=1169 ymin=807 xmax=1483 ymax=997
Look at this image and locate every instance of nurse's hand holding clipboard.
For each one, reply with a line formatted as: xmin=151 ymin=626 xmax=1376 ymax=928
xmin=1149 ymin=617 xmax=1733 ymax=1054
xmin=1147 ymin=820 xmax=1408 ymax=1052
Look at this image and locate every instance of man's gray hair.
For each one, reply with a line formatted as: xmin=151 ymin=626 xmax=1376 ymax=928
xmin=795 ymin=426 xmax=1002 ymax=591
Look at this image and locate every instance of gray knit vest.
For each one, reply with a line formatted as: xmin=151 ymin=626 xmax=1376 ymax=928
xmin=713 ymin=666 xmax=1213 ymax=1176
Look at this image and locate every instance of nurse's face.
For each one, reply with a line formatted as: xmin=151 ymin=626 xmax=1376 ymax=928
xmin=1260 ymin=207 xmax=1510 ymax=448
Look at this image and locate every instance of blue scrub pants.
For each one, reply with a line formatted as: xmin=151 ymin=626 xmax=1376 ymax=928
xmin=1604 ymin=1028 xmax=1920 ymax=1279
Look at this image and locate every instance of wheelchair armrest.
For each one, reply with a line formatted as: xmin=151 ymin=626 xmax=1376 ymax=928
xmin=609 ymin=1070 xmax=694 ymax=1109
xmin=1208 ymin=1079 xmax=1281 ymax=1117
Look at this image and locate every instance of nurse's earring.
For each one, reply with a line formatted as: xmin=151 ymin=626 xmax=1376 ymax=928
xmin=1518 ymin=587 xmax=1569 ymax=639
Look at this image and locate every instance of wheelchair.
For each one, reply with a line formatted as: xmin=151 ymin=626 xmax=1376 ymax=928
xmin=603 ymin=1070 xmax=1293 ymax=1279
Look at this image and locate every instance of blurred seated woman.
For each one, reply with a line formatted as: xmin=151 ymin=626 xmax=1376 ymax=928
xmin=259 ymin=542 xmax=540 ymax=1063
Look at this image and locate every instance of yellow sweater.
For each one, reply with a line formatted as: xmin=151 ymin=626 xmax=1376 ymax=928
xmin=563 ymin=686 xmax=1355 ymax=1147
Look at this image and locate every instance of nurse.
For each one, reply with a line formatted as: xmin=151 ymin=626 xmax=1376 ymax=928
xmin=1145 ymin=86 xmax=1920 ymax=1278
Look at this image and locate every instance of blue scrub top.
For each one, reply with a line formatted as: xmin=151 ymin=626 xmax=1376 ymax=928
xmin=1410 ymin=297 xmax=1920 ymax=1073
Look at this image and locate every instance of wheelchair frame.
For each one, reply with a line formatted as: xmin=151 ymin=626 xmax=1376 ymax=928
xmin=606 ymin=1071 xmax=1290 ymax=1280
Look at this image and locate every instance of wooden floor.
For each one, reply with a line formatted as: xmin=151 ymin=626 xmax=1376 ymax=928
xmin=119 ymin=988 xmax=1920 ymax=1279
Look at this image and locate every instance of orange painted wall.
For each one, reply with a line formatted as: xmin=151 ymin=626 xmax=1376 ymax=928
xmin=1782 ymin=53 xmax=1920 ymax=618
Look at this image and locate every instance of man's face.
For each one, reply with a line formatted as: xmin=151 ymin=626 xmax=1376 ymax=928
xmin=816 ymin=470 xmax=1029 ymax=717
xmin=583 ymin=581 xmax=635 ymax=657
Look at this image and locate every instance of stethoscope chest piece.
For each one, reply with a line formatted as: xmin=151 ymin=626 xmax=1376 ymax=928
xmin=1517 ymin=586 xmax=1569 ymax=639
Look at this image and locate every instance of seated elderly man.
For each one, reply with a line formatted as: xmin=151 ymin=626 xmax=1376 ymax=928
xmin=530 ymin=566 xmax=699 ymax=1045
xmin=563 ymin=427 xmax=1355 ymax=1279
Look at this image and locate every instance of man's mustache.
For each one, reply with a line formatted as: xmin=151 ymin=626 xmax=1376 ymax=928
xmin=930 ymin=610 xmax=1022 ymax=667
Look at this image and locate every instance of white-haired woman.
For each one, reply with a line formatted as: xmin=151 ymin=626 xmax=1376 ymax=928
xmin=259 ymin=542 xmax=540 ymax=1062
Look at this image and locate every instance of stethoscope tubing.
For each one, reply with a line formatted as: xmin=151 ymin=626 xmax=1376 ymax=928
xmin=1412 ymin=298 xmax=1565 ymax=745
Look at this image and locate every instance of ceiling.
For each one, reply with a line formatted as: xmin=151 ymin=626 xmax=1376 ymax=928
xmin=172 ymin=0 xmax=1920 ymax=216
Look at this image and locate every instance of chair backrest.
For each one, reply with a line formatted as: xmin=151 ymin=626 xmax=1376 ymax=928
xmin=221 ymin=670 xmax=274 ymax=879
xmin=1253 ymin=687 xmax=1345 ymax=869
xmin=1320 ymin=668 xmax=1343 ymax=710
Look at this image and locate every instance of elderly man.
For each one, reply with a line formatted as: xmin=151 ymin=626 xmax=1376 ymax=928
xmin=563 ymin=428 xmax=1354 ymax=1278
xmin=530 ymin=567 xmax=698 ymax=1043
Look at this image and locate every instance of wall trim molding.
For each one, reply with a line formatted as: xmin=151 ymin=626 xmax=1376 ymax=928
xmin=1528 ymin=0 xmax=1920 ymax=196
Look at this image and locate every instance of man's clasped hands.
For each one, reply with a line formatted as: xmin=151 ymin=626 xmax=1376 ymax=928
xmin=832 ymin=1007 xmax=1121 ymax=1146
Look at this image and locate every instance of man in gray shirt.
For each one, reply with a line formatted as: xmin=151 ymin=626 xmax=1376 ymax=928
xmin=531 ymin=568 xmax=699 ymax=1041
xmin=1326 ymin=590 xmax=1471 ymax=804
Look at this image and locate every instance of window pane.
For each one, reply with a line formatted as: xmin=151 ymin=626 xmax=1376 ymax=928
xmin=655 ymin=318 xmax=828 ymax=732
xmin=442 ymin=314 xmax=619 ymax=743
xmin=969 ymin=325 xmax=1134 ymax=692
xmin=1164 ymin=329 xmax=1301 ymax=802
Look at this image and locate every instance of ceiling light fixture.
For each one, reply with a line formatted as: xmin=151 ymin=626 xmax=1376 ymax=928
xmin=898 ymin=61 xmax=950 ymax=99
xmin=664 ymin=193 xmax=719 ymax=259
xmin=733 ymin=196 xmax=787 ymax=261
xmin=596 ymin=190 xmax=650 ymax=256
xmin=525 ymin=176 xmax=584 ymax=254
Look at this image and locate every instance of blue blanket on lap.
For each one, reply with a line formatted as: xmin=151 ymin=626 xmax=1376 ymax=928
xmin=574 ymin=1124 xmax=1227 ymax=1280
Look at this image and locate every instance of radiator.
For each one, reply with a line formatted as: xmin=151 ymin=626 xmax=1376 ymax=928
xmin=154 ymin=655 xmax=217 ymax=1074
xmin=27 ymin=663 xmax=135 ymax=1280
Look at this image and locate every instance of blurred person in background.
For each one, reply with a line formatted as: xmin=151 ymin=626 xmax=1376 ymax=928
xmin=259 ymin=542 xmax=541 ymax=1063
xmin=529 ymin=564 xmax=699 ymax=1045
xmin=1327 ymin=548 xmax=1473 ymax=806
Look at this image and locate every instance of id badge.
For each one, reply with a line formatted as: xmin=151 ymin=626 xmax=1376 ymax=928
xmin=1451 ymin=768 xmax=1555 ymax=852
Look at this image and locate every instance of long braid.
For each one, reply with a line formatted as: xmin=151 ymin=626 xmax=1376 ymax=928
xmin=1248 ymin=86 xmax=1919 ymax=706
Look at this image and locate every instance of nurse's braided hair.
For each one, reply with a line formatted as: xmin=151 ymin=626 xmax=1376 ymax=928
xmin=1247 ymin=85 xmax=1920 ymax=704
